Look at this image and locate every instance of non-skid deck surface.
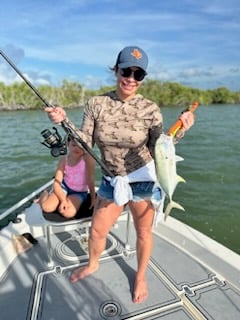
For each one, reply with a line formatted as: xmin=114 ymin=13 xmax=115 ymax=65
xmin=1 ymin=221 xmax=240 ymax=320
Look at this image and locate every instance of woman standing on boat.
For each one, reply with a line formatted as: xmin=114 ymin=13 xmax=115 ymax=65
xmin=45 ymin=46 xmax=194 ymax=303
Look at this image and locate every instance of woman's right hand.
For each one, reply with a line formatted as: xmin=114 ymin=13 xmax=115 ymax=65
xmin=45 ymin=106 xmax=67 ymax=124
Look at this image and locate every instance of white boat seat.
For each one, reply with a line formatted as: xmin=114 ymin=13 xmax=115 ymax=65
xmin=41 ymin=194 xmax=93 ymax=267
xmin=41 ymin=194 xmax=132 ymax=268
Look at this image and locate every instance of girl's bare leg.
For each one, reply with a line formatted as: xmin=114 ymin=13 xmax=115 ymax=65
xmin=59 ymin=195 xmax=81 ymax=218
xmin=34 ymin=190 xmax=49 ymax=204
xmin=40 ymin=192 xmax=60 ymax=213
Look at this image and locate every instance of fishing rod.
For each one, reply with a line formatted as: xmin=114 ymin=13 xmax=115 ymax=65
xmin=0 ymin=49 xmax=198 ymax=176
xmin=0 ymin=49 xmax=114 ymax=177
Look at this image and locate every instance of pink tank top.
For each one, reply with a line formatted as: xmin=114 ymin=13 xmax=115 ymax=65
xmin=63 ymin=157 xmax=88 ymax=192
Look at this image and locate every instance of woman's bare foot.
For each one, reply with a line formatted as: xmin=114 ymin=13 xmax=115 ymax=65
xmin=70 ymin=264 xmax=99 ymax=283
xmin=133 ymin=278 xmax=148 ymax=304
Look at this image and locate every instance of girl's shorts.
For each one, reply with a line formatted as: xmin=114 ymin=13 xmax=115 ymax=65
xmin=61 ymin=181 xmax=88 ymax=202
xmin=97 ymin=177 xmax=161 ymax=202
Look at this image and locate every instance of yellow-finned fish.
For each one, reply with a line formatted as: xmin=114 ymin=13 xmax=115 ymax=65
xmin=154 ymin=134 xmax=185 ymax=221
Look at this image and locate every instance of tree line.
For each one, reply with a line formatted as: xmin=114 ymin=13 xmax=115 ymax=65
xmin=0 ymin=79 xmax=240 ymax=111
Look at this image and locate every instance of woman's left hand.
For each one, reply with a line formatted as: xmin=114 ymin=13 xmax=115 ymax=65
xmin=179 ymin=111 xmax=195 ymax=131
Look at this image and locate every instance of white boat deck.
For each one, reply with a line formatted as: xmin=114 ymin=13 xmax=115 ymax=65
xmin=0 ymin=203 xmax=240 ymax=320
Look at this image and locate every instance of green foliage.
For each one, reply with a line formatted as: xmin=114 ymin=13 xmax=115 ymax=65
xmin=138 ymin=81 xmax=240 ymax=106
xmin=208 ymin=87 xmax=236 ymax=104
xmin=0 ymin=79 xmax=239 ymax=111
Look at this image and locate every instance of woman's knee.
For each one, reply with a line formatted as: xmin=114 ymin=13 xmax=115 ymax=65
xmin=90 ymin=199 xmax=123 ymax=240
xmin=135 ymin=226 xmax=152 ymax=241
xmin=90 ymin=224 xmax=108 ymax=241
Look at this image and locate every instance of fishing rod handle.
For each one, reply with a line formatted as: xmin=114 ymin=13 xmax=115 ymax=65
xmin=167 ymin=101 xmax=199 ymax=137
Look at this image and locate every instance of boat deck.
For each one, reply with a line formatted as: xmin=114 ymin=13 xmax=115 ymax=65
xmin=0 ymin=205 xmax=240 ymax=320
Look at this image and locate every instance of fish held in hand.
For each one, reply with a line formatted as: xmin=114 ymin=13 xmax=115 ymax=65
xmin=154 ymin=134 xmax=185 ymax=221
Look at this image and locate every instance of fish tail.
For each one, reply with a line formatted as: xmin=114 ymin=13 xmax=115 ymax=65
xmin=164 ymin=201 xmax=185 ymax=221
xmin=177 ymin=175 xmax=186 ymax=183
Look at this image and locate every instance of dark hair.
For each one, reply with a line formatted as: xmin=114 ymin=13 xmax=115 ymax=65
xmin=110 ymin=51 xmax=121 ymax=73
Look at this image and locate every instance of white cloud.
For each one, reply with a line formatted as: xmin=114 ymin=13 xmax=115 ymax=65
xmin=0 ymin=0 xmax=240 ymax=90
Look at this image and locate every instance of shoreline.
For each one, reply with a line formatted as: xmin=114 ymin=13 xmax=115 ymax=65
xmin=1 ymin=103 xmax=240 ymax=112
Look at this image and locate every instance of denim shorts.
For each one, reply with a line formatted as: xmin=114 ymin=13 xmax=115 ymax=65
xmin=61 ymin=181 xmax=88 ymax=202
xmin=97 ymin=177 xmax=161 ymax=202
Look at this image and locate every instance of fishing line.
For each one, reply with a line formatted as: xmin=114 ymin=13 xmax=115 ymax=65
xmin=0 ymin=49 xmax=113 ymax=177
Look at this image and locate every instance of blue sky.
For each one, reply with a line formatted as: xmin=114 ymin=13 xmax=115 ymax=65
xmin=0 ymin=0 xmax=240 ymax=91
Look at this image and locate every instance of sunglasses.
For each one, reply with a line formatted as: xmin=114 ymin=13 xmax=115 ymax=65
xmin=119 ymin=67 xmax=146 ymax=81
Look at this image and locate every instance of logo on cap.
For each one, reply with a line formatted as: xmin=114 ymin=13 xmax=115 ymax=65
xmin=131 ymin=49 xmax=142 ymax=60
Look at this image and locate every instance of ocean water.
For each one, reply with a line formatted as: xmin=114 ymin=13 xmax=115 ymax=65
xmin=0 ymin=104 xmax=239 ymax=254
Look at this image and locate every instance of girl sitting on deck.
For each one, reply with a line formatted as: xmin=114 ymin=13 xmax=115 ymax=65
xmin=38 ymin=137 xmax=95 ymax=218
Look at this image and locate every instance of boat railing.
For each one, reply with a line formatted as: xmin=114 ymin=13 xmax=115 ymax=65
xmin=0 ymin=179 xmax=54 ymax=221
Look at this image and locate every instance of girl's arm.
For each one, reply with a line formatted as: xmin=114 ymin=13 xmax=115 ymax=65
xmin=53 ymin=157 xmax=67 ymax=203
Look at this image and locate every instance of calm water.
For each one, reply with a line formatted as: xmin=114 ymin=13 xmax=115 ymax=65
xmin=0 ymin=105 xmax=239 ymax=254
